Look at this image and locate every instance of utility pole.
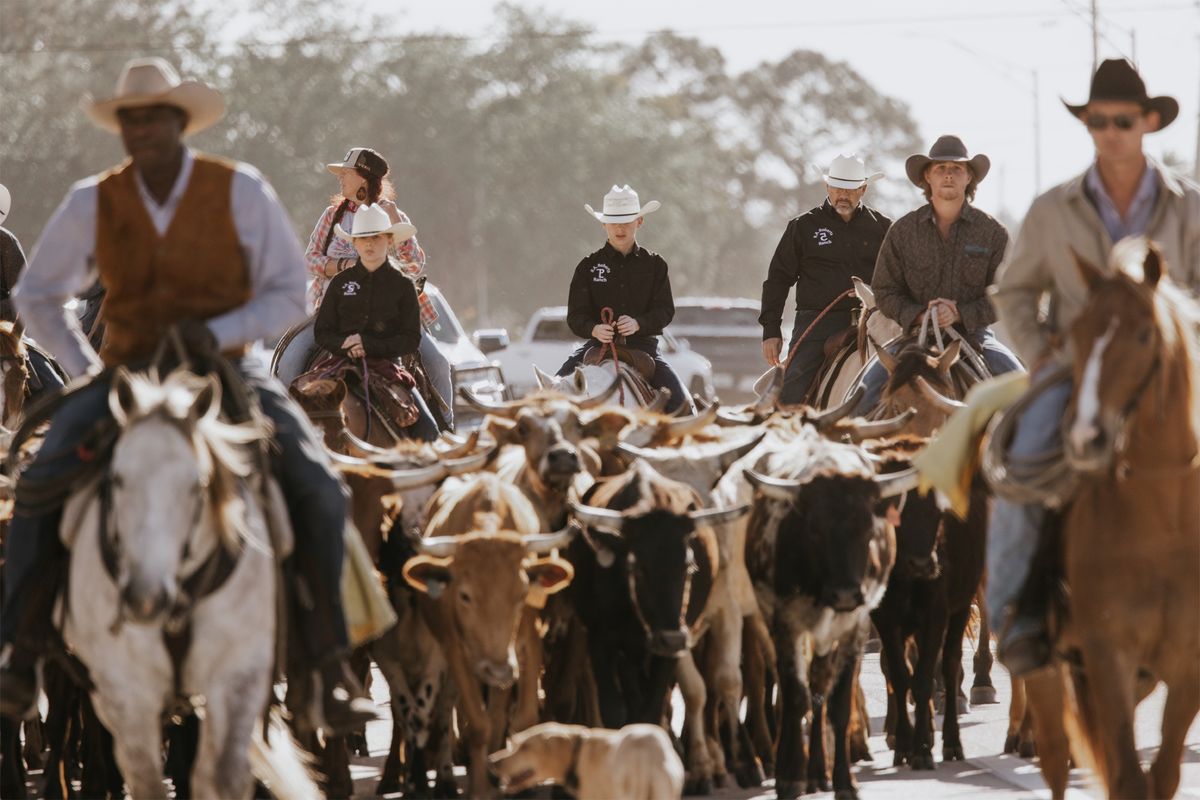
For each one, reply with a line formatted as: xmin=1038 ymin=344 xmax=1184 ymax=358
xmin=1091 ymin=0 xmax=1100 ymax=72
xmin=1194 ymin=35 xmax=1200 ymax=181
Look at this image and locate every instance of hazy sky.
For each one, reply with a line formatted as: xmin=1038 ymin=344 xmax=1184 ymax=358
xmin=372 ymin=0 xmax=1200 ymax=220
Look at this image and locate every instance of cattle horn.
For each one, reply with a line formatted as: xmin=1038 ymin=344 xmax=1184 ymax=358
xmin=575 ymin=377 xmax=622 ymax=409
xmin=743 ymin=468 xmax=804 ymax=502
xmin=916 ymin=377 xmax=966 ymax=414
xmin=809 ymin=386 xmax=866 ymax=430
xmin=459 ymin=386 xmax=523 ymax=418
xmin=689 ymin=503 xmax=751 ymax=525
xmin=663 ymin=403 xmax=719 ymax=439
xmin=437 ymin=429 xmax=481 ymax=460
xmin=718 ymin=431 xmax=767 ymax=469
xmin=643 ymin=389 xmax=671 ymax=414
xmin=569 ymin=499 xmax=626 ymax=533
xmin=876 ymin=466 xmax=920 ymax=499
xmin=342 ymin=428 xmax=402 ymax=458
xmin=523 ymin=524 xmax=578 ymax=553
xmin=414 ymin=534 xmax=460 ymax=558
xmin=443 ymin=445 xmax=495 ymax=476
xmin=614 ymin=441 xmax=659 ymax=464
xmin=716 ymin=408 xmax=759 ymax=426
xmin=836 ymin=408 xmax=918 ymax=442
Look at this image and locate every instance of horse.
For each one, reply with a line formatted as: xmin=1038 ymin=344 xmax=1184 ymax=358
xmin=59 ymin=367 xmax=316 ymax=800
xmin=533 ymin=363 xmax=674 ymax=412
xmin=1024 ymin=242 xmax=1199 ymax=799
xmin=806 ymin=277 xmax=904 ymax=409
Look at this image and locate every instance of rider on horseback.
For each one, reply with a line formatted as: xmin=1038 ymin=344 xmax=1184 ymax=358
xmin=554 ymin=185 xmax=694 ymax=413
xmin=855 ymin=135 xmax=1023 ymax=414
xmin=988 ymin=59 xmax=1200 ymax=677
xmin=308 ymin=203 xmax=440 ymax=441
xmin=0 ymin=57 xmax=377 ymax=732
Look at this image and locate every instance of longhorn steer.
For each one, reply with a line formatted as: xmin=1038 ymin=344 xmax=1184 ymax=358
xmin=742 ymin=426 xmax=914 ymax=799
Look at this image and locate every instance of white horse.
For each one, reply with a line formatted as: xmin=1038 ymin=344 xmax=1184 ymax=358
xmin=60 ymin=368 xmax=316 ymax=800
xmin=532 ymin=364 xmax=672 ymax=412
xmin=809 ymin=277 xmax=904 ymax=408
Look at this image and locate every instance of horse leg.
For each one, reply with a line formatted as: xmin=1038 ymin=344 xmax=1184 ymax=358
xmin=189 ymin=683 xmax=262 ymax=800
xmin=1024 ymin=666 xmax=1070 ymax=800
xmin=909 ymin=605 xmax=946 ymax=771
xmin=164 ymin=715 xmax=199 ymax=799
xmin=81 ymin=695 xmax=122 ymax=800
xmin=1149 ymin=675 xmax=1199 ymax=800
xmin=92 ymin=692 xmax=168 ymax=800
xmin=1004 ymin=675 xmax=1026 ymax=754
xmin=970 ymin=588 xmax=997 ymax=705
xmin=21 ymin=714 xmax=43 ymax=771
xmin=1077 ymin=642 xmax=1145 ymax=798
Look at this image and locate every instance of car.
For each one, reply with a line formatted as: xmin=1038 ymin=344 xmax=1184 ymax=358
xmin=475 ymin=306 xmax=715 ymax=403
xmin=667 ymin=296 xmax=785 ymax=403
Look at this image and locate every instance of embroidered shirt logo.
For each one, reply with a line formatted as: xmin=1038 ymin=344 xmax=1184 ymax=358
xmin=813 ymin=228 xmax=834 ymax=246
xmin=964 ymin=244 xmax=990 ymax=256
xmin=343 ymin=281 xmax=361 ymax=296
xmin=591 ymin=264 xmax=611 ymax=283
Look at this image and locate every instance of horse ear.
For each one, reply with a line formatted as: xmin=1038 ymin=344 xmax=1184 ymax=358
xmin=109 ymin=366 xmax=136 ymax=425
xmin=936 ymin=339 xmax=962 ymax=377
xmin=1142 ymin=243 xmax=1163 ymax=287
xmin=191 ymin=374 xmax=223 ymax=422
xmin=870 ymin=336 xmax=898 ymax=375
xmin=572 ymin=367 xmax=587 ymax=394
xmin=332 ymin=379 xmax=347 ymax=405
xmin=1071 ymin=248 xmax=1106 ymax=293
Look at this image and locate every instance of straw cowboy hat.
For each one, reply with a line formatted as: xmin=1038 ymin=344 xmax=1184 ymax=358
xmin=0 ymin=184 xmax=10 ymax=225
xmin=823 ymin=154 xmax=884 ymax=189
xmin=82 ymin=57 xmax=225 ymax=136
xmin=1062 ymin=58 xmax=1178 ymax=131
xmin=905 ymin=135 xmax=991 ymax=187
xmin=585 ymin=185 xmax=661 ymax=223
xmin=326 ymin=147 xmax=390 ymax=179
xmin=334 ymin=203 xmax=416 ymax=243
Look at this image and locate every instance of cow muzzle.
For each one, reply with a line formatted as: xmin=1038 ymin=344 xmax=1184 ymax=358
xmin=475 ymin=658 xmax=517 ymax=689
xmin=542 ymin=447 xmax=581 ymax=487
xmin=822 ymin=587 xmax=865 ymax=613
xmin=121 ymin=575 xmax=175 ymax=624
xmin=648 ymin=628 xmax=689 ymax=656
xmin=904 ymin=553 xmax=940 ymax=580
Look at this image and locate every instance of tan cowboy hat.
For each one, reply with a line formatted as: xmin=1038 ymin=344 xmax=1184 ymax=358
xmin=585 ymin=185 xmax=661 ymax=223
xmin=82 ymin=57 xmax=226 ymax=136
xmin=905 ymin=135 xmax=991 ymax=187
xmin=334 ymin=203 xmax=417 ymax=243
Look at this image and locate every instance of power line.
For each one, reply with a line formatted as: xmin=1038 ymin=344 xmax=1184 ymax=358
xmin=2 ymin=3 xmax=1195 ymax=55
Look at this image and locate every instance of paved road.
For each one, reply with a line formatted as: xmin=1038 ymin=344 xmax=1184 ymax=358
xmin=353 ymin=638 xmax=1200 ymax=799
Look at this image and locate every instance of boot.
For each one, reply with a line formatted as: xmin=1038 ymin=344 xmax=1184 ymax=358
xmin=0 ymin=647 xmax=39 ymax=720
xmin=0 ymin=557 xmax=64 ymax=720
xmin=286 ymin=656 xmax=379 ymax=736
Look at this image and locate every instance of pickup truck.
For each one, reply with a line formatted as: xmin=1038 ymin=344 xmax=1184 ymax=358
xmin=475 ymin=306 xmax=715 ymax=402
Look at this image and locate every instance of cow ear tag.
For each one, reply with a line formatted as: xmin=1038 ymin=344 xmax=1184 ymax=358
xmin=596 ymin=548 xmax=615 ymax=568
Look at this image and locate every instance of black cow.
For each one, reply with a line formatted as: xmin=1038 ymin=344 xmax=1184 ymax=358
xmin=743 ymin=428 xmax=915 ymax=800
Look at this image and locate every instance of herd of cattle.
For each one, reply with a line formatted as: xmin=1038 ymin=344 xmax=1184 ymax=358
xmin=315 ymin=342 xmax=1007 ymax=800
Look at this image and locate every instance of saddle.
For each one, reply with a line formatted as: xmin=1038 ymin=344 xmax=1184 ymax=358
xmin=581 ymin=343 xmax=656 ymax=381
xmin=292 ymin=353 xmax=420 ymax=432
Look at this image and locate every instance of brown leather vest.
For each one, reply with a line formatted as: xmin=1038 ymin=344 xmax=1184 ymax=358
xmin=95 ymin=155 xmax=251 ymax=366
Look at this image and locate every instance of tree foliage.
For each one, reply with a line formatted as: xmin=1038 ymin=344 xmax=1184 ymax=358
xmin=0 ymin=1 xmax=921 ymax=330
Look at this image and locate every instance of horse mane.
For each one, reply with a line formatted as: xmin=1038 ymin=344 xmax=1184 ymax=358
xmin=117 ymin=369 xmax=270 ymax=552
xmin=0 ymin=321 xmax=24 ymax=357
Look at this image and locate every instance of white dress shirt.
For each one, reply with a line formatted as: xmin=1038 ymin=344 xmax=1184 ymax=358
xmin=14 ymin=148 xmax=307 ymax=377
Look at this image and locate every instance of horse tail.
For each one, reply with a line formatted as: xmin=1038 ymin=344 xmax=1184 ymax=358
xmin=250 ymin=708 xmax=321 ymax=800
xmin=1061 ymin=662 xmax=1110 ymax=794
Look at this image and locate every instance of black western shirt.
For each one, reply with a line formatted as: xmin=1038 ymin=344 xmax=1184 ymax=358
xmin=759 ymin=200 xmax=892 ymax=341
xmin=314 ymin=259 xmax=422 ymax=360
xmin=566 ymin=242 xmax=675 ymax=342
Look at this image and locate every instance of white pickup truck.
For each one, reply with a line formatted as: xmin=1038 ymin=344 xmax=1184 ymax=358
xmin=475 ymin=306 xmax=715 ymax=401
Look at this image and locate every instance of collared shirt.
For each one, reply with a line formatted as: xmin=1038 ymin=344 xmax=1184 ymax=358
xmin=759 ymin=200 xmax=892 ymax=341
xmin=14 ymin=147 xmax=306 ymax=377
xmin=314 ymin=259 xmax=422 ymax=360
xmin=870 ymin=202 xmax=1010 ymax=334
xmin=566 ymin=241 xmax=674 ymax=341
xmin=303 ymin=200 xmax=436 ymax=325
xmin=1083 ymin=160 xmax=1159 ymax=244
xmin=0 ymin=227 xmax=26 ymax=323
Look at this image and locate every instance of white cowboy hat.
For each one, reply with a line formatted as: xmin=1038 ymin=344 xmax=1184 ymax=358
xmin=81 ymin=57 xmax=226 ymax=136
xmin=334 ymin=203 xmax=417 ymax=243
xmin=584 ymin=185 xmax=661 ymax=223
xmin=0 ymin=184 xmax=10 ymax=225
xmin=822 ymin=154 xmax=884 ymax=189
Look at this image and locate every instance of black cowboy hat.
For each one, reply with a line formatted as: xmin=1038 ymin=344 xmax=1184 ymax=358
xmin=1062 ymin=58 xmax=1178 ymax=131
xmin=905 ymin=135 xmax=990 ymax=188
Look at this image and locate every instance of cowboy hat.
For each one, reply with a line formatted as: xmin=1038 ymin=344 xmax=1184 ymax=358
xmin=326 ymin=147 xmax=390 ymax=179
xmin=82 ymin=57 xmax=225 ymax=136
xmin=0 ymin=184 xmax=9 ymax=225
xmin=584 ymin=185 xmax=661 ymax=223
xmin=1062 ymin=58 xmax=1178 ymax=131
xmin=823 ymin=154 xmax=884 ymax=189
xmin=905 ymin=135 xmax=991 ymax=188
xmin=334 ymin=203 xmax=417 ymax=243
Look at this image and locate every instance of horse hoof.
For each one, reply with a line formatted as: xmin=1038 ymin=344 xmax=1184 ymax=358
xmin=433 ymin=779 xmax=461 ymax=798
xmin=376 ymin=776 xmax=402 ymax=796
xmin=943 ymin=743 xmax=965 ymax=761
xmin=685 ymin=776 xmax=713 ymax=796
xmin=834 ymin=788 xmax=860 ymax=800
xmin=970 ymin=685 xmax=998 ymax=705
xmin=910 ymin=752 xmax=936 ymax=771
xmin=1019 ymin=739 xmax=1038 ymax=760
xmin=735 ymin=761 xmax=765 ymax=788
xmin=892 ymin=751 xmax=907 ymax=768
xmin=776 ymin=780 xmax=802 ymax=799
xmin=1003 ymin=733 xmax=1018 ymax=754
xmin=885 ymin=733 xmax=897 ymax=751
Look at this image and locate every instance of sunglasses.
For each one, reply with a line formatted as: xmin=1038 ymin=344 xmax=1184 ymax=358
xmin=1085 ymin=112 xmax=1140 ymax=131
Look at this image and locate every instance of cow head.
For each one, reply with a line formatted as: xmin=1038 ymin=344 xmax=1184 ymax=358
xmin=870 ymin=339 xmax=962 ymax=436
xmin=570 ymin=461 xmax=747 ymax=656
xmin=403 ymin=526 xmax=574 ymax=688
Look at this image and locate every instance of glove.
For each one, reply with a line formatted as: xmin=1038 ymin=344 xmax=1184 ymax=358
xmin=176 ymin=319 xmax=218 ymax=359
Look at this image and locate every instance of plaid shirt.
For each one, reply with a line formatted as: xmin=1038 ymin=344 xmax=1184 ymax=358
xmin=304 ymin=200 xmax=436 ymax=325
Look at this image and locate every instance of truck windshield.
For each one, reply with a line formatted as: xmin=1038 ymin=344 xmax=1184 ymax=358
xmin=532 ymin=318 xmax=574 ymax=341
xmin=424 ymin=290 xmax=467 ymax=346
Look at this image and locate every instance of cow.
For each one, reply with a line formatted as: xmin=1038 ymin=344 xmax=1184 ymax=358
xmin=401 ymin=494 xmax=577 ymax=800
xmin=740 ymin=423 xmax=916 ymax=799
xmin=565 ymin=459 xmax=749 ymax=795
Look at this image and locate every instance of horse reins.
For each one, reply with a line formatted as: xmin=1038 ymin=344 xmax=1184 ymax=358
xmin=599 ymin=306 xmax=625 ymax=405
xmin=782 ymin=288 xmax=856 ymax=372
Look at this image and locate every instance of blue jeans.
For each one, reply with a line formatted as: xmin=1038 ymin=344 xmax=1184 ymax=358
xmin=557 ymin=337 xmax=693 ymax=413
xmin=406 ymin=387 xmax=440 ymax=442
xmin=854 ymin=327 xmax=1024 ymax=416
xmin=778 ymin=309 xmax=854 ymax=406
xmin=418 ymin=330 xmax=453 ymax=431
xmin=0 ymin=358 xmax=351 ymax=663
xmin=25 ymin=346 xmax=66 ymax=399
xmin=985 ymin=366 xmax=1074 ymax=632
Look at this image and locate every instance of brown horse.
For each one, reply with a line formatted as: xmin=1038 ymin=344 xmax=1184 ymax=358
xmin=1026 ymin=243 xmax=1199 ymax=799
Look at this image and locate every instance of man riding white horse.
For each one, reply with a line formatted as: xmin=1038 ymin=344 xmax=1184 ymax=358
xmin=0 ymin=57 xmax=377 ymax=732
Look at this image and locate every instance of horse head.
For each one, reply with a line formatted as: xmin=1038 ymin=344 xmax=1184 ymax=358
xmin=107 ymin=367 xmax=266 ymax=623
xmin=869 ymin=337 xmax=963 ymax=437
xmin=289 ymin=377 xmax=349 ymax=449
